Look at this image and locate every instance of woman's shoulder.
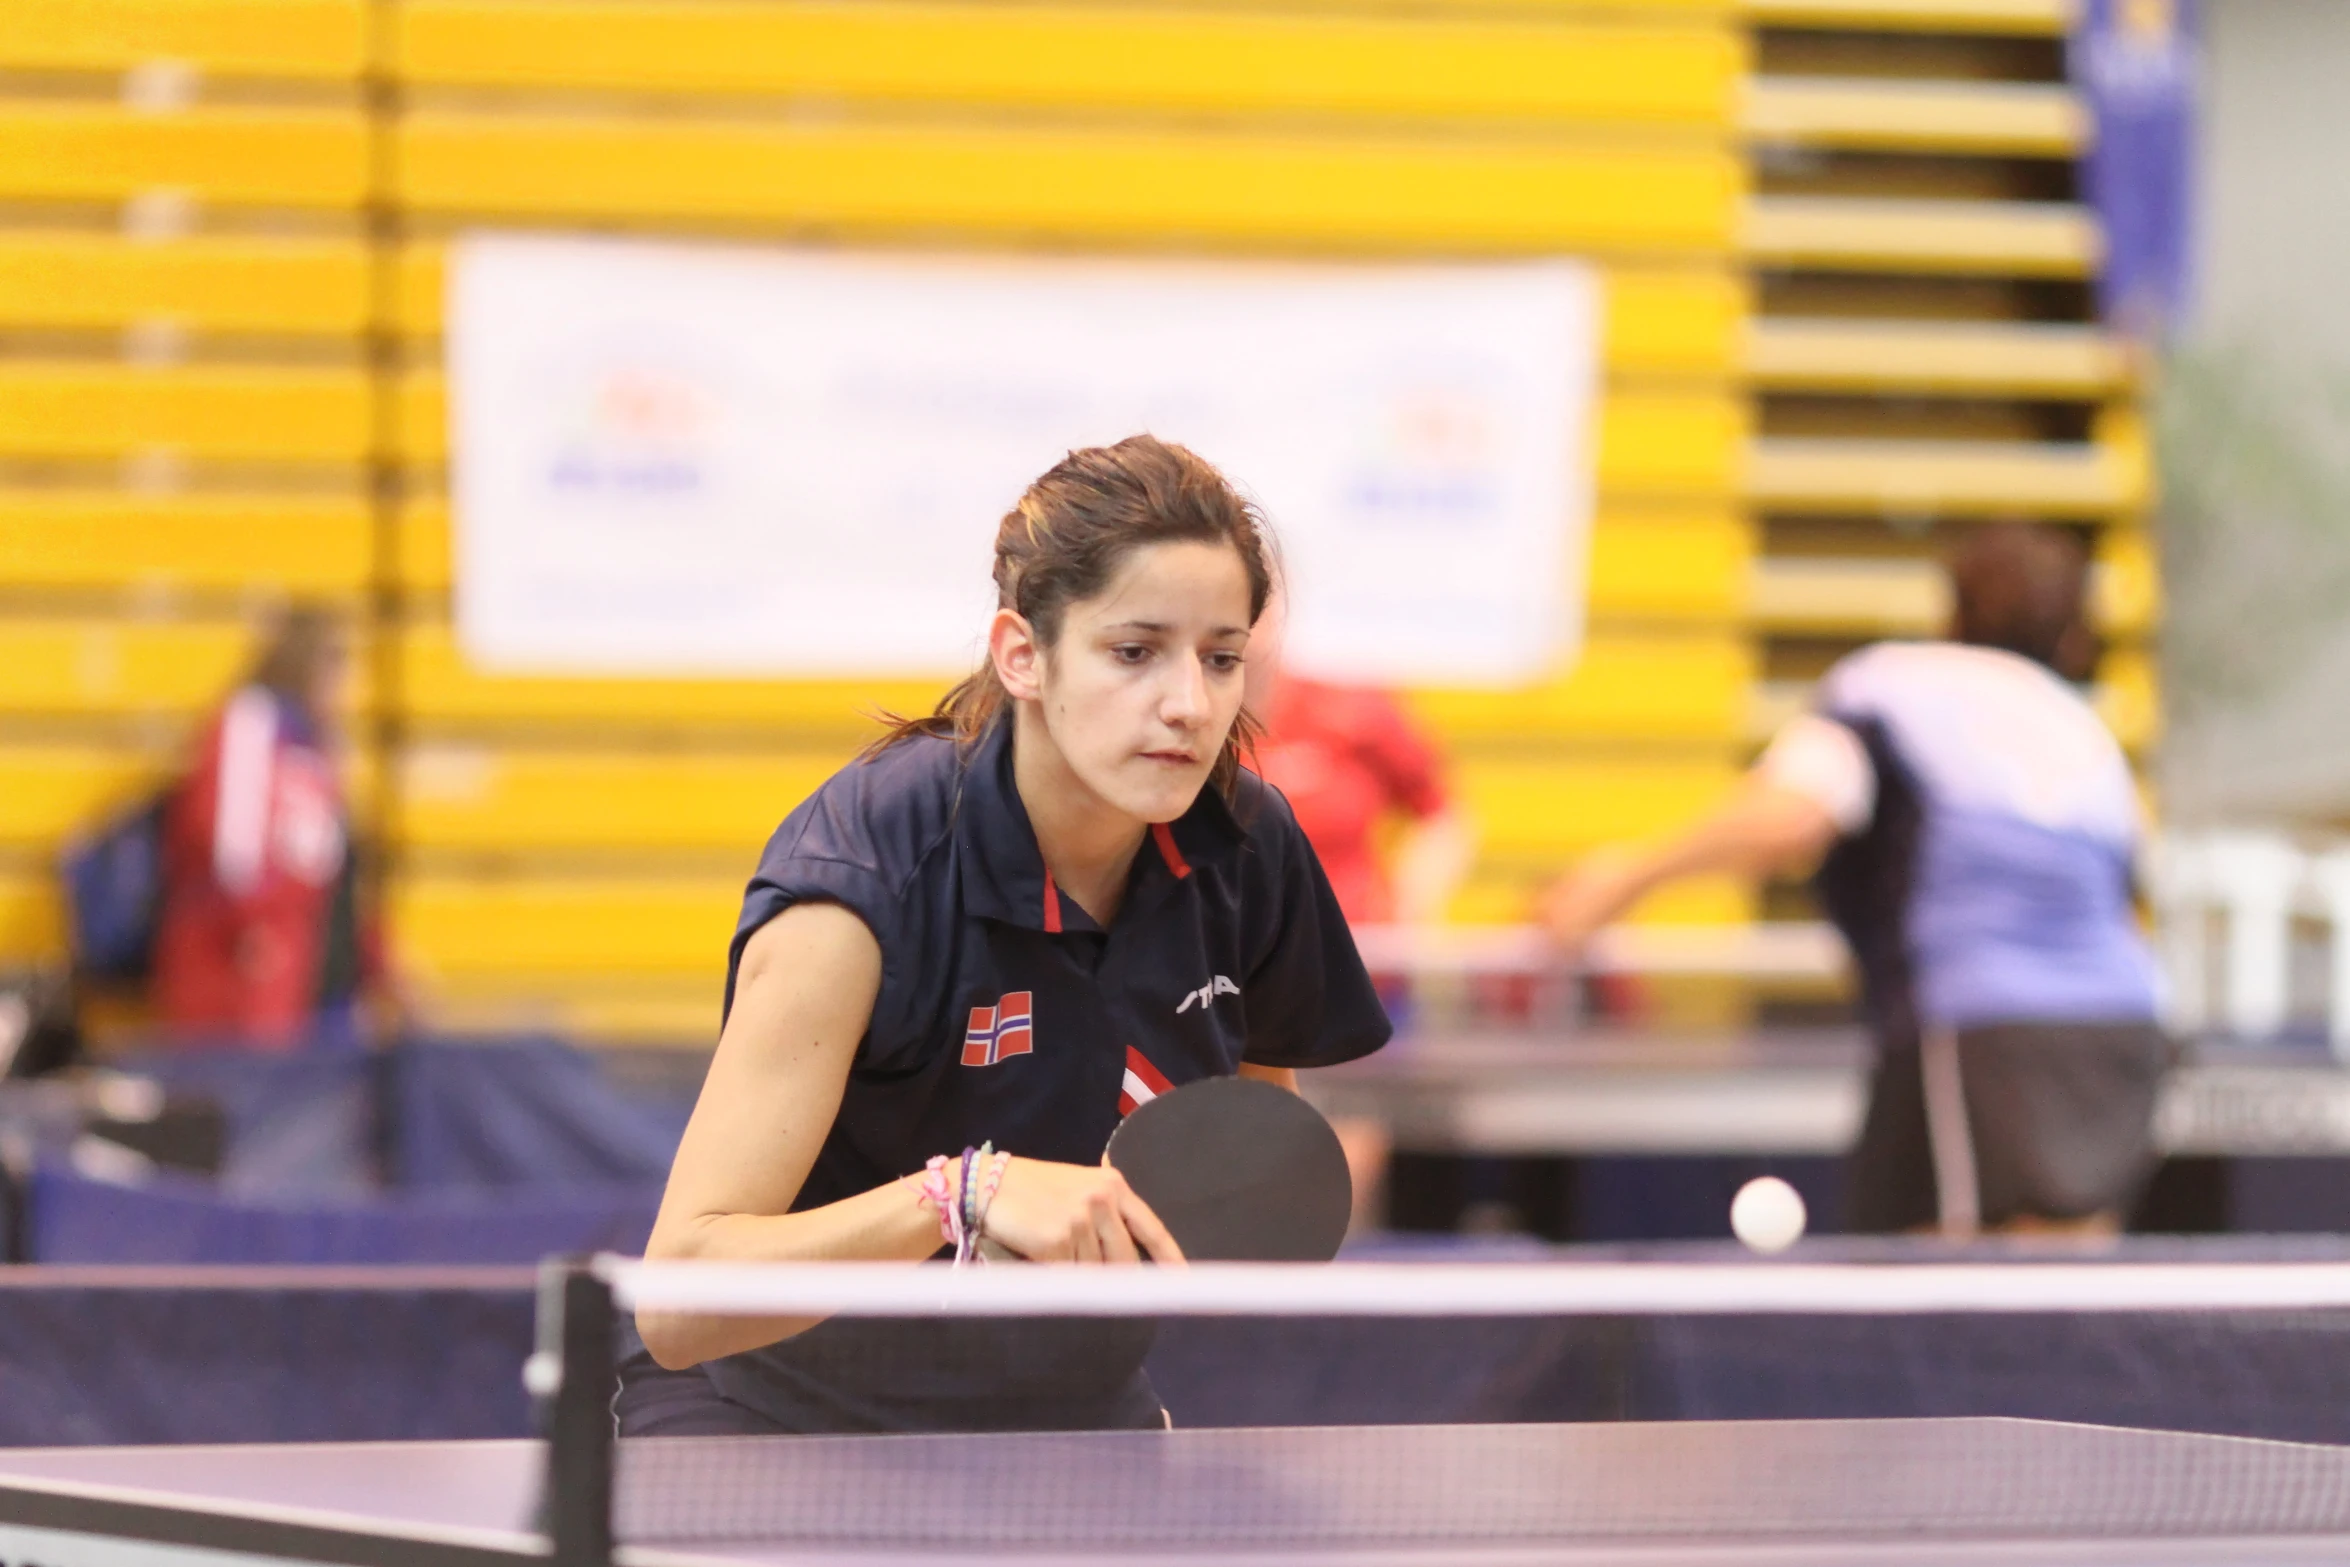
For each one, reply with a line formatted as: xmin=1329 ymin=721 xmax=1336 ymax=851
xmin=764 ymin=730 xmax=965 ymax=890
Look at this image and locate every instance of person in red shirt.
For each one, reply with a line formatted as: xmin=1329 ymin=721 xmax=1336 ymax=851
xmin=1249 ymin=657 xmax=1476 ymax=1233
xmin=152 ymin=610 xmax=367 ymax=1048
xmin=1250 ymin=673 xmax=1475 ymax=929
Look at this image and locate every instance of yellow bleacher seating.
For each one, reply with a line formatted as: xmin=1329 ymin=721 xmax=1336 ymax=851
xmin=0 ymin=364 xmax=369 ymax=465
xmin=1744 ymin=435 xmax=2149 ymax=517
xmin=392 ymin=372 xmax=444 ymax=470
xmin=419 ymin=975 xmax=726 ymax=1044
xmin=0 ymin=743 xmax=379 ymax=857
xmin=1740 ymin=0 xmax=2065 ymax=32
xmin=1597 ymin=389 xmax=1749 ymax=500
xmin=0 ymin=618 xmax=259 ymax=719
xmin=0 ymin=618 xmax=375 ymax=720
xmin=0 ymin=105 xmax=369 ymax=210
xmin=395 ymin=746 xmax=845 ymax=856
xmin=1604 ymin=269 xmax=1747 ymax=380
xmin=2096 ymin=527 xmax=2160 ymax=637
xmin=1742 ymin=197 xmax=2099 ymax=278
xmin=0 ymin=872 xmax=65 ymax=968
xmin=399 ymin=622 xmax=947 ymax=734
xmin=3 ymin=0 xmax=367 ymax=80
xmin=2096 ymin=647 xmax=2160 ymax=752
xmin=0 ymin=494 xmax=370 ymax=597
xmin=1749 ymin=535 xmax=2157 ymax=641
xmin=1744 ymin=79 xmax=2084 ymax=156
xmin=1747 ymin=559 xmax=1943 ymax=639
xmin=1409 ymin=631 xmax=1753 ymax=746
xmin=395 ymin=1 xmax=1742 ymax=126
xmin=1446 ymin=872 xmax=1751 ymax=931
xmin=0 ymin=747 xmax=163 ymax=852
xmin=1588 ymin=507 xmax=1754 ymax=624
xmin=391 ymin=874 xmax=743 ymax=981
xmin=1746 ymin=319 xmax=2127 ymax=398
xmin=395 ymin=114 xmax=1741 ymax=253
xmin=1456 ymin=756 xmax=1743 ymax=862
xmin=394 ymin=499 xmax=453 ymax=597
xmin=0 ymin=234 xmax=370 ymax=337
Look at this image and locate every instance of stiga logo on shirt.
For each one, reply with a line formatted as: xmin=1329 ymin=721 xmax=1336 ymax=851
xmin=962 ymin=991 xmax=1034 ymax=1066
xmin=1178 ymin=975 xmax=1239 ymax=1014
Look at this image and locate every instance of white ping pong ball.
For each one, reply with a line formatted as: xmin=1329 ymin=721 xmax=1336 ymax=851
xmin=1730 ymin=1176 xmax=1807 ymax=1254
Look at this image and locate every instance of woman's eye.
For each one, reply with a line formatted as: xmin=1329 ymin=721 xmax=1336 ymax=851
xmin=1112 ymin=644 xmax=1152 ymax=665
xmin=1206 ymin=651 xmax=1244 ymax=674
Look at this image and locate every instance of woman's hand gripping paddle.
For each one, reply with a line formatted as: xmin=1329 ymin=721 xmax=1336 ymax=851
xmin=1104 ymin=1076 xmax=1353 ymax=1262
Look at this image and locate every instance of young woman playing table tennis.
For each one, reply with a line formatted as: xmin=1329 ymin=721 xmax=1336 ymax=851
xmin=623 ymin=435 xmax=1391 ymax=1435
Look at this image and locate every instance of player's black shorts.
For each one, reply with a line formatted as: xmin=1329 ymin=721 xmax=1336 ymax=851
xmin=1844 ymin=1020 xmax=2171 ymax=1233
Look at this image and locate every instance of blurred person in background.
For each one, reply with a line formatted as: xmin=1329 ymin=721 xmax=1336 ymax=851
xmin=1245 ymin=627 xmax=1476 ymax=1233
xmin=1249 ymin=671 xmax=1475 ymax=931
xmin=153 ymin=608 xmax=379 ymax=1049
xmin=1542 ymin=524 xmax=2165 ymax=1237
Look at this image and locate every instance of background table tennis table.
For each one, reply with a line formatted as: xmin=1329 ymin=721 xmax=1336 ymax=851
xmin=1304 ymin=1028 xmax=2350 ymax=1160
xmin=1300 ymin=1027 xmax=2350 ymax=1236
xmin=6 ymin=1419 xmax=2350 ymax=1566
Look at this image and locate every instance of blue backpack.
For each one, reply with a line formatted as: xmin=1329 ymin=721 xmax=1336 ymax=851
xmin=61 ymin=792 xmax=171 ymax=982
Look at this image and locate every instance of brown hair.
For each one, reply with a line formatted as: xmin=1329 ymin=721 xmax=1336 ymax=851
xmin=247 ymin=606 xmax=346 ymax=724
xmin=1945 ymin=522 xmax=2093 ymax=676
xmin=872 ymin=435 xmax=1276 ymax=796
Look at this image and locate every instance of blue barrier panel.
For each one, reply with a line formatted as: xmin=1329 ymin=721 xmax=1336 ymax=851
xmin=389 ymin=1037 xmax=692 ymax=1191
xmin=27 ymin=1163 xmax=661 ymax=1265
xmin=0 ymin=1273 xmax=536 ymax=1446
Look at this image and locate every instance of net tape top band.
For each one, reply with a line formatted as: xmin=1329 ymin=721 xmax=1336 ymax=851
xmin=603 ymin=1257 xmax=2350 ymax=1318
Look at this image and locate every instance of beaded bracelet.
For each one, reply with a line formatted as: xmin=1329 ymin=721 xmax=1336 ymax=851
xmin=970 ymin=1146 xmax=1010 ymax=1257
xmin=912 ymin=1146 xmax=1012 ymax=1266
xmin=957 ymin=1146 xmax=982 ymax=1263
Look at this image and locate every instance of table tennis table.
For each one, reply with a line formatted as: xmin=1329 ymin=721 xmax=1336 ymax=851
xmin=6 ymin=1417 xmax=2350 ymax=1566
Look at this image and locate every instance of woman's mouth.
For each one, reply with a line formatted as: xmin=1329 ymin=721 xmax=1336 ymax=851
xmin=1140 ymin=749 xmax=1199 ymax=767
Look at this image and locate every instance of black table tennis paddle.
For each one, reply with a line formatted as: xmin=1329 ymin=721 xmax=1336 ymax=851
xmin=1104 ymin=1076 xmax=1352 ymax=1262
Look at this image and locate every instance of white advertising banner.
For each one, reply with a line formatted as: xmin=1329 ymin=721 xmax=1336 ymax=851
xmin=449 ymin=236 xmax=1601 ymax=685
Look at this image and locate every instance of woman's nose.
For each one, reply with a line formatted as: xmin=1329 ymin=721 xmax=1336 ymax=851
xmin=1161 ymin=659 xmax=1210 ymax=725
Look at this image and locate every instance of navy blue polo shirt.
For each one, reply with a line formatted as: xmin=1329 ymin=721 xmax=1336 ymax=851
xmin=697 ymin=712 xmax=1390 ymax=1432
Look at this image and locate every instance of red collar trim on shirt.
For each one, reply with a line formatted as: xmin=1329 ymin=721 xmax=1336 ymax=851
xmin=1151 ymin=821 xmax=1192 ymax=880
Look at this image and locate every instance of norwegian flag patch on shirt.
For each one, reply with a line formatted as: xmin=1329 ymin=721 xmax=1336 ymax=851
xmin=1118 ymin=1046 xmax=1174 ymax=1116
xmin=962 ymin=991 xmax=1034 ymax=1067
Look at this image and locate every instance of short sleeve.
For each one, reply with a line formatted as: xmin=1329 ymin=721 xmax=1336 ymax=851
xmin=1756 ymin=713 xmax=1877 ymax=835
xmin=1357 ymin=691 xmax=1450 ymax=820
xmin=1237 ymin=794 xmax=1394 ymax=1070
xmin=722 ymin=855 xmax=907 ymax=1036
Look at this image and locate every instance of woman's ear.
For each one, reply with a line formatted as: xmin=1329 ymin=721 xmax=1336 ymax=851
xmin=989 ymin=608 xmax=1045 ymax=702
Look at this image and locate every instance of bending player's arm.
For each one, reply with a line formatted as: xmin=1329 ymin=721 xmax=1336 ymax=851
xmin=639 ymin=904 xmax=1182 ymax=1371
xmin=1391 ymin=804 xmax=1477 ymax=927
xmin=1540 ymin=715 xmax=1864 ymax=955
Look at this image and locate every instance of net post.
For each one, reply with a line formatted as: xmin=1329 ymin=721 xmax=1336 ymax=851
xmin=534 ymin=1255 xmax=616 ymax=1567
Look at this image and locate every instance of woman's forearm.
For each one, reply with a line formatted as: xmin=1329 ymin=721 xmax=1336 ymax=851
xmin=637 ymin=1178 xmax=943 ymax=1368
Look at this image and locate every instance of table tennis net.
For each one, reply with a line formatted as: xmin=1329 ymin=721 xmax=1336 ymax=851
xmin=541 ymin=1253 xmax=2350 ymax=1558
